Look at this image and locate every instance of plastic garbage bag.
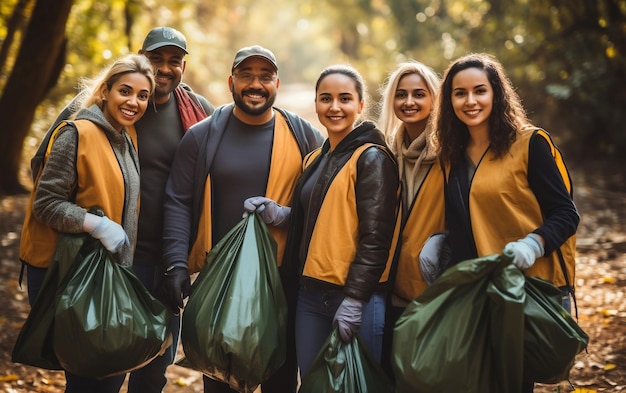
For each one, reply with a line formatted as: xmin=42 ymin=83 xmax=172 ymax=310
xmin=392 ymin=250 xmax=588 ymax=392
xmin=523 ymin=275 xmax=589 ymax=383
xmin=181 ymin=213 xmax=287 ymax=393
xmin=53 ymin=237 xmax=171 ymax=379
xmin=392 ymin=252 xmax=526 ymax=393
xmin=12 ymin=233 xmax=87 ymax=370
xmin=299 ymin=328 xmax=393 ymax=393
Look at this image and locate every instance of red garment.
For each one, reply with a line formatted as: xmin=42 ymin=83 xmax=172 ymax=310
xmin=174 ymin=86 xmax=208 ymax=131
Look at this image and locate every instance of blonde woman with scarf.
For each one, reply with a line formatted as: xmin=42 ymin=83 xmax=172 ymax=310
xmin=377 ymin=61 xmax=445 ymax=381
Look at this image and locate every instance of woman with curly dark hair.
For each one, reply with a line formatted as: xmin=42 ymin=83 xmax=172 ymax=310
xmin=426 ymin=53 xmax=579 ymax=392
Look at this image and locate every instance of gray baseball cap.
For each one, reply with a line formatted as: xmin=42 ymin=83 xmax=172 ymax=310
xmin=231 ymin=45 xmax=278 ymax=71
xmin=141 ymin=27 xmax=188 ymax=54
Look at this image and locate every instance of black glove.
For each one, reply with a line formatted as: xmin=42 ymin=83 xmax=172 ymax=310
xmin=162 ymin=266 xmax=191 ymax=314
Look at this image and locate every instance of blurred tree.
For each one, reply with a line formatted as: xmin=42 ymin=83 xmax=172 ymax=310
xmin=0 ymin=0 xmax=73 ymax=195
xmin=1 ymin=0 xmax=624 ymax=195
xmin=524 ymin=0 xmax=625 ymax=159
xmin=0 ymin=0 xmax=33 ymax=83
xmin=376 ymin=0 xmax=626 ymax=159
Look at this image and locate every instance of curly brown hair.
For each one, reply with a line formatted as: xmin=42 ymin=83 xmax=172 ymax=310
xmin=434 ymin=53 xmax=530 ymax=164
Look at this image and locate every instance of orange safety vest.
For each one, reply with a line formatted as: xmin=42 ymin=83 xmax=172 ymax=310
xmin=19 ymin=120 xmax=127 ymax=268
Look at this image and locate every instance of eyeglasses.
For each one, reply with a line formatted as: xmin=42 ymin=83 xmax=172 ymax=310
xmin=232 ymin=72 xmax=277 ymax=85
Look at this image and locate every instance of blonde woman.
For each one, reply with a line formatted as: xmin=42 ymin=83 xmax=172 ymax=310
xmin=22 ymin=53 xmax=154 ymax=392
xmin=377 ymin=61 xmax=445 ymax=380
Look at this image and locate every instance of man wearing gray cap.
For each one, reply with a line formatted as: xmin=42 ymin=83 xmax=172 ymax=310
xmin=28 ymin=26 xmax=214 ymax=393
xmin=162 ymin=45 xmax=323 ymax=393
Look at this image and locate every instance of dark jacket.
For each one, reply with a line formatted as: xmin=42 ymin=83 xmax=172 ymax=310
xmin=283 ymin=120 xmax=400 ymax=301
xmin=162 ymin=103 xmax=323 ymax=269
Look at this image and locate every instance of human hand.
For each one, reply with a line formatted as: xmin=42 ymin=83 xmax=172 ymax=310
xmin=419 ymin=232 xmax=447 ymax=284
xmin=333 ymin=297 xmax=364 ymax=342
xmin=89 ymin=215 xmax=129 ymax=253
xmin=242 ymin=196 xmax=291 ymax=227
xmin=162 ymin=266 xmax=191 ymax=315
xmin=504 ymin=234 xmax=544 ymax=270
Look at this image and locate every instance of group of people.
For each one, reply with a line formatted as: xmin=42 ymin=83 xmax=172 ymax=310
xmin=19 ymin=24 xmax=578 ymax=393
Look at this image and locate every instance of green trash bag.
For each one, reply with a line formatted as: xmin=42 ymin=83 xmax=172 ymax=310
xmin=392 ymin=252 xmax=526 ymax=393
xmin=181 ymin=213 xmax=287 ymax=393
xmin=523 ymin=275 xmax=589 ymax=383
xmin=12 ymin=233 xmax=87 ymax=370
xmin=53 ymin=237 xmax=171 ymax=379
xmin=299 ymin=328 xmax=393 ymax=393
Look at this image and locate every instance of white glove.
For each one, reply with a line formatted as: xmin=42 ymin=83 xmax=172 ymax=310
xmin=419 ymin=232 xmax=447 ymax=284
xmin=504 ymin=233 xmax=544 ymax=270
xmin=333 ymin=297 xmax=364 ymax=342
xmin=89 ymin=216 xmax=129 ymax=253
xmin=242 ymin=196 xmax=291 ymax=227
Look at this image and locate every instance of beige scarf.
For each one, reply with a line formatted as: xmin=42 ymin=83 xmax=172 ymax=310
xmin=393 ymin=126 xmax=437 ymax=210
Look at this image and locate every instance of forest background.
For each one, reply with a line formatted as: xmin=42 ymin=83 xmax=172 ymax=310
xmin=0 ymin=0 xmax=625 ymax=392
xmin=0 ymin=0 xmax=625 ymax=195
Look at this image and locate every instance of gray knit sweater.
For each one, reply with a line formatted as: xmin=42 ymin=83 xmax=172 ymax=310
xmin=33 ymin=104 xmax=140 ymax=266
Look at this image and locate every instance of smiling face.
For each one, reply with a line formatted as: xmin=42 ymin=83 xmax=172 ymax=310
xmin=451 ymin=67 xmax=494 ymax=134
xmin=315 ymin=72 xmax=364 ymax=146
xmin=229 ymin=57 xmax=279 ymax=124
xmin=101 ymin=72 xmax=152 ymax=131
xmin=142 ymin=46 xmax=186 ymax=104
xmin=393 ymin=72 xmax=433 ymax=138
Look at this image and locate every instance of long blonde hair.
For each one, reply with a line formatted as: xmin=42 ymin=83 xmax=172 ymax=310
xmin=378 ymin=61 xmax=440 ymax=147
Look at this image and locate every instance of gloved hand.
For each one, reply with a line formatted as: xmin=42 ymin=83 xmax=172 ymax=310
xmin=333 ymin=296 xmax=363 ymax=342
xmin=162 ymin=266 xmax=191 ymax=315
xmin=89 ymin=215 xmax=129 ymax=253
xmin=419 ymin=232 xmax=447 ymax=285
xmin=242 ymin=196 xmax=291 ymax=228
xmin=504 ymin=233 xmax=544 ymax=270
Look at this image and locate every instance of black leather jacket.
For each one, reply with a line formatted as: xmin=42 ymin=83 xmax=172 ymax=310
xmin=283 ymin=120 xmax=400 ymax=301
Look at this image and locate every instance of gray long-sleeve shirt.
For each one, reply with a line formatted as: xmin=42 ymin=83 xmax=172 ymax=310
xmin=33 ymin=104 xmax=140 ymax=266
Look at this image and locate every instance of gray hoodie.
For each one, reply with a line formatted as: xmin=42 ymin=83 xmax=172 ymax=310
xmin=33 ymin=104 xmax=140 ymax=266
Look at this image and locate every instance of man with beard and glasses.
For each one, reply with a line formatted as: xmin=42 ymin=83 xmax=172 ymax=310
xmin=28 ymin=27 xmax=214 ymax=392
xmin=161 ymin=45 xmax=323 ymax=393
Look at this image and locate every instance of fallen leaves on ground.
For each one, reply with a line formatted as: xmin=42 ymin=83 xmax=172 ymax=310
xmin=1 ymin=162 xmax=625 ymax=392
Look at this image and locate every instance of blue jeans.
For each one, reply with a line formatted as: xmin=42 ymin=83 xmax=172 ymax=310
xmin=295 ymin=286 xmax=385 ymax=378
xmin=381 ymin=301 xmax=405 ymax=382
xmin=523 ymin=286 xmax=573 ymax=393
xmin=127 ymin=265 xmax=181 ymax=393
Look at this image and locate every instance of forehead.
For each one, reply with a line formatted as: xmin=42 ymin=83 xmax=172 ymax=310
xmin=113 ymin=72 xmax=152 ymax=90
xmin=317 ymin=73 xmax=358 ymax=94
xmin=235 ymin=57 xmax=276 ymax=73
xmin=452 ymin=67 xmax=489 ymax=85
xmin=397 ymin=72 xmax=427 ymax=89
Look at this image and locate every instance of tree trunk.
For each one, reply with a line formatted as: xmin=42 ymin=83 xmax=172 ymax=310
xmin=0 ymin=0 xmax=34 ymax=78
xmin=0 ymin=0 xmax=74 ymax=195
